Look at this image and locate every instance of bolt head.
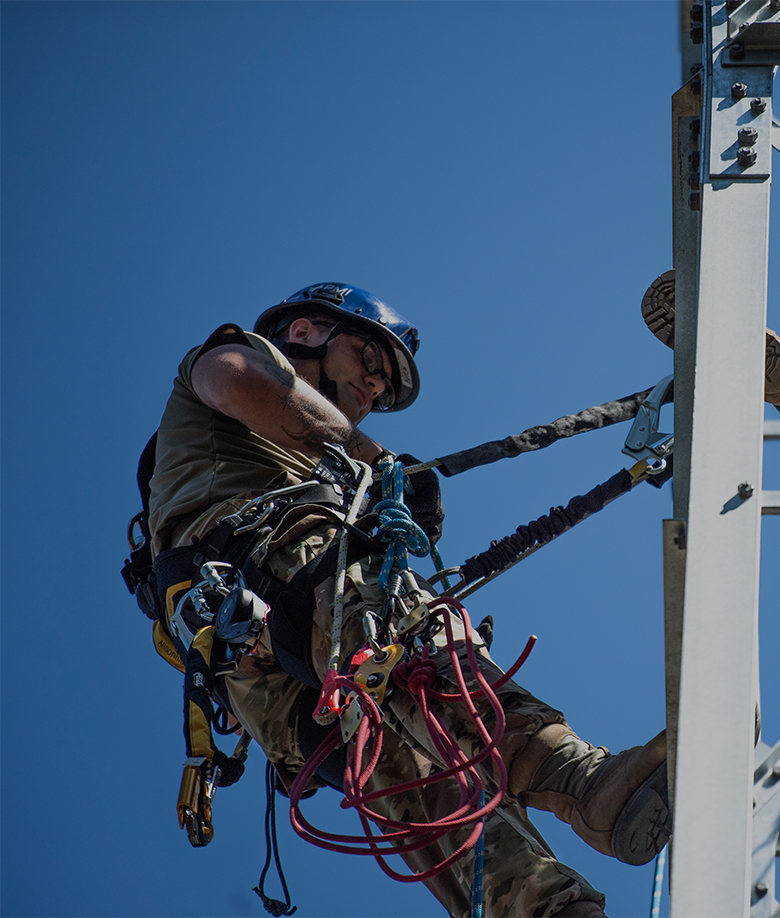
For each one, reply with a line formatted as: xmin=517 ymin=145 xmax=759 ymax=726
xmin=755 ymin=882 xmax=769 ymax=897
xmin=730 ymin=43 xmax=745 ymax=60
xmin=751 ymin=97 xmax=767 ymax=115
xmin=726 ymin=0 xmax=743 ymax=9
xmin=691 ymin=23 xmax=704 ymax=44
xmin=690 ymin=3 xmax=703 ymax=21
xmin=688 ymin=192 xmax=701 ymax=211
xmin=737 ymin=146 xmax=758 ymax=167
xmin=731 ymin=82 xmax=748 ymax=99
xmin=738 ymin=126 xmax=758 ymax=146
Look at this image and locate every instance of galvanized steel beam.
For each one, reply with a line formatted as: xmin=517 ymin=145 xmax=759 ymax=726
xmin=669 ymin=2 xmax=779 ymax=915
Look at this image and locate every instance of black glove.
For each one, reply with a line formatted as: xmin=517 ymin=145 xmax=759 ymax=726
xmin=396 ymin=453 xmax=445 ymax=545
xmin=212 ymin=748 xmax=246 ymax=787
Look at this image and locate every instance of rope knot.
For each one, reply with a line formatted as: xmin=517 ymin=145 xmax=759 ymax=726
xmin=253 ymin=890 xmax=297 ymax=917
xmin=393 ymin=657 xmax=437 ymax=696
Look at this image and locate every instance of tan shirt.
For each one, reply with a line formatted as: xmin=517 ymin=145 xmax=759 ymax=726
xmin=148 ymin=324 xmax=318 ymax=554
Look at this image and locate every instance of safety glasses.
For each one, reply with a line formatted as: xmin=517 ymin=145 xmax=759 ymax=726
xmin=313 ymin=321 xmax=396 ymax=410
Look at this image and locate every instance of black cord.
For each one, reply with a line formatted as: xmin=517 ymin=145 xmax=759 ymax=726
xmin=253 ymin=760 xmax=297 ymax=917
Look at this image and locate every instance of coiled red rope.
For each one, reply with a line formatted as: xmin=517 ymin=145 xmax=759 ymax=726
xmin=288 ymin=598 xmax=536 ymax=882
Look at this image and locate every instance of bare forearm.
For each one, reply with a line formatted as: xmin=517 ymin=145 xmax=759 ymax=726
xmin=192 ymin=346 xmax=383 ymax=463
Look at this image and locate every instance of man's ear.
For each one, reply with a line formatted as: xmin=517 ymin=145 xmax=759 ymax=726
xmin=287 ymin=317 xmax=316 ymax=343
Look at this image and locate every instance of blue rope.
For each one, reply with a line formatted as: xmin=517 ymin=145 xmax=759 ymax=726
xmin=649 ymin=844 xmax=666 ymax=918
xmin=375 ymin=459 xmax=431 ymax=593
xmin=470 ymin=790 xmax=486 ymax=918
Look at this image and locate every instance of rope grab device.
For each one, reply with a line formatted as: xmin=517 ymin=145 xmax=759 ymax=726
xmin=122 ymin=372 xmax=674 ymax=913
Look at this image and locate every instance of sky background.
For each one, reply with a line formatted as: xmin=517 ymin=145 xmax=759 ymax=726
xmin=2 ymin=2 xmax=778 ymax=917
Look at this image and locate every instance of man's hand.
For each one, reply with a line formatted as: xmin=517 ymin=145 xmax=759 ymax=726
xmin=191 ymin=345 xmax=383 ymax=465
xmin=396 ymin=453 xmax=445 ymax=545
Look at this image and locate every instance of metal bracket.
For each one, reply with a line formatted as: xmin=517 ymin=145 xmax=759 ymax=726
xmin=751 ymin=737 xmax=780 ymax=916
xmin=723 ymin=1 xmax=780 ymax=66
xmin=622 ymin=374 xmax=675 ymax=470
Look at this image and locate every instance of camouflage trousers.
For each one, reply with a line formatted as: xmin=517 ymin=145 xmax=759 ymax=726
xmin=223 ymin=520 xmax=607 ymax=918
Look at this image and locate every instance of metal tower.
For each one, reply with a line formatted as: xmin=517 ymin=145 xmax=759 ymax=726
xmin=669 ymin=3 xmax=780 ymax=915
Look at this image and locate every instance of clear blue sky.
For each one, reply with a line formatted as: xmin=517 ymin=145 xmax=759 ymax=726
xmin=2 ymin=2 xmax=778 ymax=917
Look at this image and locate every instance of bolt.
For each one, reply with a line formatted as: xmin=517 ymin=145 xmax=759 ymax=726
xmin=773 ymin=0 xmax=780 ymax=9
xmin=755 ymin=882 xmax=769 ymax=898
xmin=751 ymin=97 xmax=767 ymax=115
xmin=690 ymin=3 xmax=703 ymax=21
xmin=738 ymin=126 xmax=758 ymax=146
xmin=732 ymin=82 xmax=748 ymax=99
xmin=689 ymin=118 xmax=701 ymax=135
xmin=726 ymin=0 xmax=743 ymax=8
xmin=738 ymin=146 xmax=757 ymax=166
xmin=737 ymin=482 xmax=754 ymax=499
xmin=730 ymin=43 xmax=745 ymax=60
xmin=689 ymin=150 xmax=701 ymax=170
xmin=691 ymin=23 xmax=704 ymax=44
xmin=772 ymin=761 xmax=780 ymax=778
xmin=689 ymin=192 xmax=701 ymax=211
xmin=692 ymin=77 xmax=701 ymax=95
xmin=688 ymin=172 xmax=701 ymax=190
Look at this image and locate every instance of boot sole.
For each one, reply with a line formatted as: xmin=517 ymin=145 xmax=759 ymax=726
xmin=642 ymin=269 xmax=780 ymax=406
xmin=611 ymin=762 xmax=672 ymax=866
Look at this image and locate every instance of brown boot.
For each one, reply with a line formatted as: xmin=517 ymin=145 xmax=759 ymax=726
xmin=511 ymin=725 xmax=671 ymax=866
xmin=641 ymin=268 xmax=780 ymax=409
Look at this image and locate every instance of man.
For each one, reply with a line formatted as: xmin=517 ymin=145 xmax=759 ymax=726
xmin=145 ymin=282 xmax=670 ymax=918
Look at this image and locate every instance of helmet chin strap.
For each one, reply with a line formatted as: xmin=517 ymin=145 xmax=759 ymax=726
xmin=276 ymin=322 xmax=347 ymax=407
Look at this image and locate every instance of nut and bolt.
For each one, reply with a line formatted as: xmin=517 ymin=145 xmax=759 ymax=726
xmin=737 ymin=482 xmax=754 ymax=499
xmin=689 ymin=192 xmax=701 ymax=211
xmin=754 ymin=882 xmax=769 ymax=898
xmin=726 ymin=0 xmax=743 ymax=8
xmin=732 ymin=82 xmax=748 ymax=99
xmin=772 ymin=0 xmax=780 ymax=9
xmin=738 ymin=146 xmax=758 ymax=167
xmin=738 ymin=126 xmax=758 ymax=146
xmin=751 ymin=97 xmax=767 ymax=115
xmin=690 ymin=118 xmax=701 ymax=135
xmin=730 ymin=43 xmax=745 ymax=60
xmin=690 ymin=3 xmax=703 ymax=21
xmin=688 ymin=172 xmax=700 ymax=190
xmin=691 ymin=23 xmax=704 ymax=44
xmin=689 ymin=150 xmax=701 ymax=169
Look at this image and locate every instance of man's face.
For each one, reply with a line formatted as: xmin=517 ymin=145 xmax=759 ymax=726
xmin=287 ymin=318 xmax=393 ymax=423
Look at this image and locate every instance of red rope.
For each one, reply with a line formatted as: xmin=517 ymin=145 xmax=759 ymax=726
xmin=287 ymin=598 xmax=535 ymax=883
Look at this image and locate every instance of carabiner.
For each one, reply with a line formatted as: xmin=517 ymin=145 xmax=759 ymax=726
xmin=622 ymin=374 xmax=674 ymax=473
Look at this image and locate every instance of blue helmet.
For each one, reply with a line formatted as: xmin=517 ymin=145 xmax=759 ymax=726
xmin=254 ymin=283 xmax=420 ymax=412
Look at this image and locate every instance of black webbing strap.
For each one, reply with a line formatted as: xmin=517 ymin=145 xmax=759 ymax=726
xmin=247 ymin=525 xmax=380 ymax=690
xmin=197 ymin=483 xmax=352 ymax=566
xmin=461 ymin=468 xmax=634 ymax=585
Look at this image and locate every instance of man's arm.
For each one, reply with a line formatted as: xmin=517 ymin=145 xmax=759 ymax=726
xmin=190 ymin=344 xmax=383 ymax=464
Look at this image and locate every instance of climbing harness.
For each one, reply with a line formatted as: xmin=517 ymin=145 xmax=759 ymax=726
xmin=122 ymin=373 xmax=675 ymax=905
